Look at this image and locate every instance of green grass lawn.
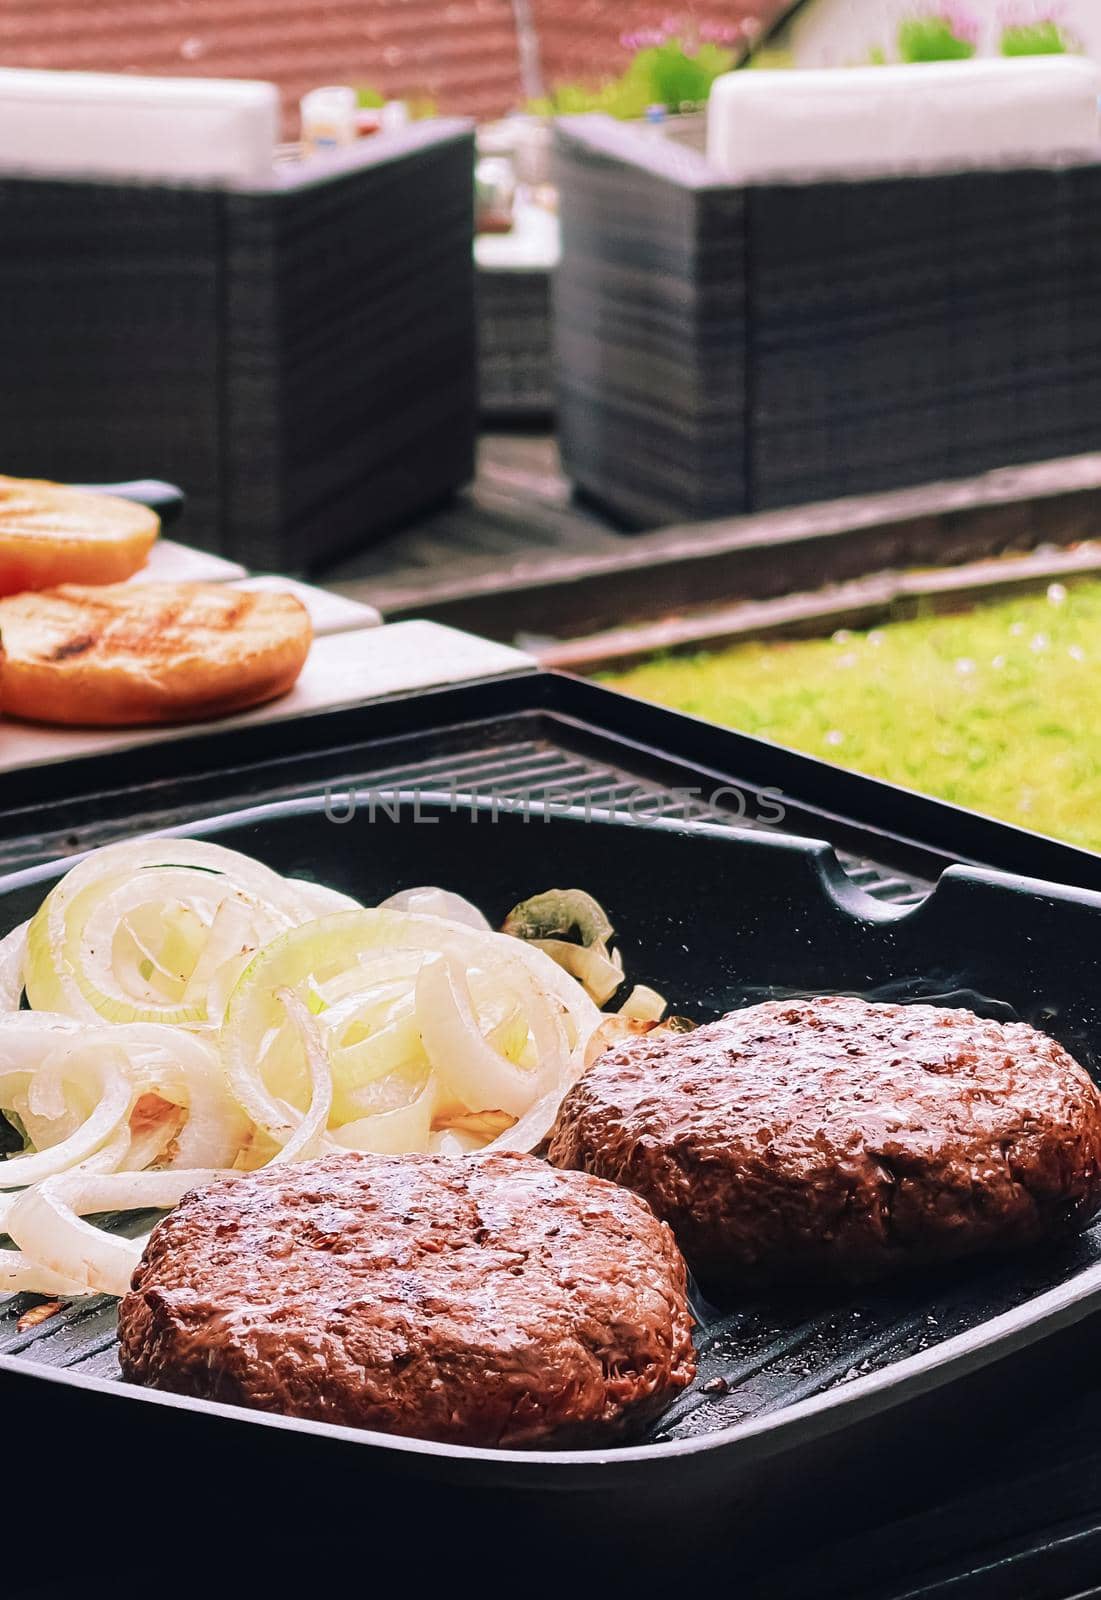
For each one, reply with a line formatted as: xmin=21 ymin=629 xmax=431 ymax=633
xmin=604 ymin=581 xmax=1101 ymax=851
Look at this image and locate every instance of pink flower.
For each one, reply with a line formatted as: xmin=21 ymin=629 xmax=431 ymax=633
xmin=621 ymin=13 xmax=746 ymax=55
xmin=698 ymin=20 xmax=743 ymax=43
xmin=996 ymin=1 xmax=1079 ymax=48
xmin=908 ymin=3 xmax=981 ymax=46
xmin=998 ymin=0 xmax=1069 ymax=25
xmin=620 ymin=26 xmax=668 ymax=50
xmin=937 ymin=3 xmax=982 ymax=46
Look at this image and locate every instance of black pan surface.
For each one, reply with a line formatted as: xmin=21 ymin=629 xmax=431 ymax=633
xmin=2 ymin=800 xmax=1101 ymax=1496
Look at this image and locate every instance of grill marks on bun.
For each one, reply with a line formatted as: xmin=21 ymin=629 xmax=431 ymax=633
xmin=0 ymin=581 xmax=312 ymax=726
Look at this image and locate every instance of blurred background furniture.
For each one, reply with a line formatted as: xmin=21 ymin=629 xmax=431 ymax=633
xmin=0 ymin=70 xmax=477 ymax=570
xmin=554 ymin=56 xmax=1101 ymax=527
xmin=476 ymin=200 xmax=558 ymax=421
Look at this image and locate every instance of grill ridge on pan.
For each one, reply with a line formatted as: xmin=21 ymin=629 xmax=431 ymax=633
xmin=0 ymin=737 xmax=930 ymax=904
xmin=3 ymin=792 xmax=1101 ymax=1462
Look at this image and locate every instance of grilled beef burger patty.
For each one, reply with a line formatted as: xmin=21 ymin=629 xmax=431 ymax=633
xmin=547 ymin=995 xmax=1101 ymax=1288
xmin=118 ymin=1151 xmax=695 ymax=1448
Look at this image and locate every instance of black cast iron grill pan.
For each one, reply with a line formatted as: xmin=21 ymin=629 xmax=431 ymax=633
xmin=3 ymin=795 xmax=1101 ymax=1545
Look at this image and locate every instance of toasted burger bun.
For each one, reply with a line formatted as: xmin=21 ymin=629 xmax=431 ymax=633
xmin=0 ymin=477 xmax=159 ymax=596
xmin=0 ymin=582 xmax=312 ymax=727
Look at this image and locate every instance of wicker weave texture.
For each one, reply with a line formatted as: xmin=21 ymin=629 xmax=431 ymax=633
xmin=554 ymin=119 xmax=747 ymax=528
xmin=748 ymin=163 xmax=1101 ymax=509
xmin=553 ymin=117 xmax=1101 ymax=528
xmin=0 ymin=179 xmax=224 ymax=539
xmin=477 ymin=267 xmax=554 ymax=419
xmin=0 ymin=123 xmax=477 ymax=567
xmin=224 ymin=126 xmax=478 ymax=570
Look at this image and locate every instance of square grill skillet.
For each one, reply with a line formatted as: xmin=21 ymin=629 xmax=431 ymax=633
xmin=4 ymin=677 xmax=1101 ymax=1593
xmin=5 ymin=797 xmax=1101 ymax=1587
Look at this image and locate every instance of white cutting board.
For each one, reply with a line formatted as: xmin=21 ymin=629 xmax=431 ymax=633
xmin=135 ymin=546 xmax=383 ymax=635
xmin=0 ymin=621 xmax=535 ymax=776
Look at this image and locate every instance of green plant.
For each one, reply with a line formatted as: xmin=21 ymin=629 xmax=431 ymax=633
xmin=603 ymin=580 xmax=1101 ymax=852
xmin=747 ymin=47 xmax=794 ymax=70
xmin=1004 ymin=16 xmax=1068 ymax=54
xmin=404 ymin=94 xmax=439 ymax=120
xmin=527 ymin=16 xmax=738 ymax=120
xmin=355 ymin=85 xmax=438 ymax=118
xmin=627 ymin=38 xmax=735 ymax=111
xmin=526 ymin=81 xmax=649 ymax=118
xmin=898 ymin=6 xmax=980 ymax=62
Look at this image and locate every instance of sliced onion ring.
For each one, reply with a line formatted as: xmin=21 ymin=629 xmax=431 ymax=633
xmin=269 ymin=989 xmax=334 ymax=1166
xmin=5 ymin=1168 xmax=223 ymax=1298
xmin=0 ymin=1250 xmax=85 ymax=1297
xmin=23 ymin=838 xmax=322 ymax=1026
xmin=379 ymin=887 xmax=490 ymax=930
xmin=0 ymin=1049 xmax=131 ymax=1188
xmin=333 ymin=1073 xmax=435 ymax=1154
xmin=416 ymin=954 xmax=549 ymax=1119
xmin=0 ymin=921 xmax=28 ymax=1013
xmin=222 ymin=910 xmax=599 ymax=1153
xmin=0 ymin=858 xmax=636 ymax=1299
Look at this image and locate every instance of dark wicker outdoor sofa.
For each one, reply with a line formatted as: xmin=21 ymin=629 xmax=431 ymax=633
xmin=0 ymin=119 xmax=477 ymax=570
xmin=553 ymin=114 xmax=1101 ymax=528
xmin=477 ymin=266 xmax=555 ymax=421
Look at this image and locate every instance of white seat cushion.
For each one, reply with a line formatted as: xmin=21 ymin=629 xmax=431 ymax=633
xmin=707 ymin=57 xmax=1101 ymax=184
xmin=0 ymin=69 xmax=278 ymax=188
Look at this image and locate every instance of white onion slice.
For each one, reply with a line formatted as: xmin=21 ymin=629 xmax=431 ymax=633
xmin=428 ymin=1127 xmax=484 ymax=1157
xmin=529 ymin=939 xmax=624 ymax=1006
xmin=0 ymin=1249 xmax=85 ymax=1297
xmin=268 ymin=990 xmax=334 ymax=1165
xmin=0 ymin=852 xmax=645 ymax=1296
xmin=379 ymin=887 xmax=491 ymax=931
xmin=179 ymin=892 xmax=285 ymax=1013
xmin=5 ymin=1168 xmax=222 ymax=1297
xmin=23 ymin=837 xmax=322 ymax=1026
xmin=416 ymin=954 xmax=546 ymax=1119
xmin=317 ymin=953 xmax=426 ymax=1006
xmin=0 ymin=1017 xmax=246 ymax=1178
xmin=332 ymin=1073 xmax=435 ymax=1154
xmin=0 ymin=1048 xmax=130 ymax=1188
xmin=289 ymin=880 xmax=363 ymax=916
xmin=0 ymin=921 xmax=28 ymax=1013
xmin=0 ymin=1123 xmax=133 ymax=1213
xmin=619 ymin=984 xmax=668 ymax=1023
xmin=113 ymin=1024 xmax=248 ymax=1170
xmin=487 ymin=1058 xmax=589 ymax=1153
xmin=492 ymin=936 xmax=601 ymax=1048
xmin=0 ymin=1009 xmax=82 ymax=1057
xmin=90 ymin=1121 xmax=146 ymax=1176
xmin=223 ymin=909 xmax=599 ymax=1156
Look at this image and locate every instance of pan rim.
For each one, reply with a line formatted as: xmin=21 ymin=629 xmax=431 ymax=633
xmin=2 ymin=1245 xmax=1100 ymax=1471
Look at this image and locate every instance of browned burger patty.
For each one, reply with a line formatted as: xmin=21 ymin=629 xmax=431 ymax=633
xmin=117 ymin=1151 xmax=695 ymax=1448
xmin=547 ymin=996 xmax=1101 ymax=1288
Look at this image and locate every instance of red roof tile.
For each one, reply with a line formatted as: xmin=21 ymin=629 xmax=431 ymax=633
xmin=0 ymin=2 xmax=783 ymax=130
xmin=0 ymin=1 xmax=524 ymax=129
